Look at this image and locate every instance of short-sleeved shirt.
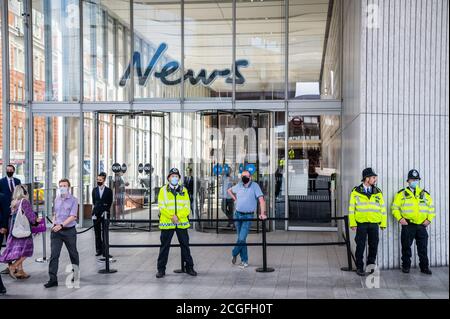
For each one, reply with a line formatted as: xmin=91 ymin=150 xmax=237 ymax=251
xmin=54 ymin=194 xmax=78 ymax=227
xmin=231 ymin=181 xmax=264 ymax=213
xmin=223 ymin=177 xmax=234 ymax=199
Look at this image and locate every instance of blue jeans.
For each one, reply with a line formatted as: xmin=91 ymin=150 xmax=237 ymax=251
xmin=232 ymin=212 xmax=253 ymax=263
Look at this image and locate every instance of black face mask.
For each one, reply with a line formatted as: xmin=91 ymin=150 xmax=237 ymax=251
xmin=6 ymin=172 xmax=13 ymax=178
xmin=242 ymin=176 xmax=250 ymax=184
xmin=97 ymin=181 xmax=104 ymax=186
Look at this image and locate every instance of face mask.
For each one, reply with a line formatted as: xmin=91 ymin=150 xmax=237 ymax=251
xmin=242 ymin=176 xmax=250 ymax=184
xmin=170 ymin=177 xmax=179 ymax=186
xmin=6 ymin=172 xmax=13 ymax=178
xmin=97 ymin=181 xmax=104 ymax=186
xmin=59 ymin=187 xmax=68 ymax=195
xmin=409 ymin=181 xmax=419 ymax=189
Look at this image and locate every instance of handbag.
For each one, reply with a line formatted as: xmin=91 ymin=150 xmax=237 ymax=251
xmin=11 ymin=199 xmax=32 ymax=238
xmin=31 ymin=215 xmax=46 ymax=234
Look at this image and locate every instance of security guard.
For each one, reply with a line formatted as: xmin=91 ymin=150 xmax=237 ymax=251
xmin=348 ymin=168 xmax=387 ymax=276
xmin=156 ymin=168 xmax=197 ymax=278
xmin=392 ymin=169 xmax=434 ymax=275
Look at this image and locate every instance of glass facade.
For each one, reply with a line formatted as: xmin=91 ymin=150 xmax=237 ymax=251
xmin=1 ymin=0 xmax=342 ymax=229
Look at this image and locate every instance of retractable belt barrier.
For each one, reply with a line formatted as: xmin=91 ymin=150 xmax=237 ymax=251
xmin=98 ymin=215 xmax=355 ymax=274
xmin=45 ymin=216 xmax=102 ymax=235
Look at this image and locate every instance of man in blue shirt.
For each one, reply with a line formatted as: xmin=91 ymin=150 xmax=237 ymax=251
xmin=227 ymin=170 xmax=267 ymax=268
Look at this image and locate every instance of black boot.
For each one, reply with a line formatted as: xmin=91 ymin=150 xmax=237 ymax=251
xmin=420 ymin=268 xmax=432 ymax=275
xmin=356 ymin=269 xmax=366 ymax=276
xmin=44 ymin=280 xmax=58 ymax=288
xmin=0 ymin=278 xmax=6 ymax=294
xmin=186 ymin=268 xmax=197 ymax=276
xmin=156 ymin=271 xmax=165 ymax=278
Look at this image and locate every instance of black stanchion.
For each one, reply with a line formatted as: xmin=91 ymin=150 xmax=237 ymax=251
xmin=255 ymin=218 xmax=274 ymax=273
xmin=340 ymin=215 xmax=354 ymax=272
xmin=173 ymin=255 xmax=186 ymax=274
xmin=99 ymin=215 xmax=117 ymax=274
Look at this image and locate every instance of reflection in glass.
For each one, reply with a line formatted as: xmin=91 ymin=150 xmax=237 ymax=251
xmin=184 ymin=0 xmax=232 ymax=99
xmin=287 ymin=114 xmax=340 ymax=228
xmin=236 ymin=0 xmax=285 ymax=100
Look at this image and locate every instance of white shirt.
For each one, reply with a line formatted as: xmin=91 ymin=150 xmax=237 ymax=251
xmin=363 ymin=185 xmax=372 ymax=194
xmin=7 ymin=177 xmax=16 ymax=192
xmin=98 ymin=185 xmax=105 ymax=198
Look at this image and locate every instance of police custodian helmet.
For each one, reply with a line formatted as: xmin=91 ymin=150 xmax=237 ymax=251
xmin=361 ymin=167 xmax=378 ymax=181
xmin=167 ymin=167 xmax=181 ymax=180
xmin=407 ymin=169 xmax=421 ymax=180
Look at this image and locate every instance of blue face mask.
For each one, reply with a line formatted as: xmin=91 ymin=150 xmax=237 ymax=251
xmin=409 ymin=181 xmax=419 ymax=189
xmin=170 ymin=177 xmax=179 ymax=186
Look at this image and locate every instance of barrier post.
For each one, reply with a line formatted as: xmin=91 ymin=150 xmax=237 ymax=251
xmin=174 ymin=226 xmax=186 ymax=273
xmin=99 ymin=215 xmax=117 ymax=274
xmin=340 ymin=215 xmax=354 ymax=271
xmin=256 ymin=218 xmax=274 ymax=273
xmin=173 ymin=255 xmax=186 ymax=274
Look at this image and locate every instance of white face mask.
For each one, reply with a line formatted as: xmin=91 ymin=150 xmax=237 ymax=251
xmin=59 ymin=187 xmax=69 ymax=196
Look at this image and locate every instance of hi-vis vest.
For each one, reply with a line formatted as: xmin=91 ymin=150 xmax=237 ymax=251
xmin=158 ymin=184 xmax=191 ymax=230
xmin=391 ymin=186 xmax=435 ymax=225
xmin=348 ymin=184 xmax=387 ymax=228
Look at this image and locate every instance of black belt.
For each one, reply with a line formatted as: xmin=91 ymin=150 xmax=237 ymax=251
xmin=61 ymin=226 xmax=75 ymax=230
xmin=236 ymin=211 xmax=254 ymax=215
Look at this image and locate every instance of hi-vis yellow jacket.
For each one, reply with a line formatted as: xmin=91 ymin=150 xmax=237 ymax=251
xmin=348 ymin=184 xmax=387 ymax=228
xmin=158 ymin=184 xmax=191 ymax=230
xmin=391 ymin=186 xmax=435 ymax=225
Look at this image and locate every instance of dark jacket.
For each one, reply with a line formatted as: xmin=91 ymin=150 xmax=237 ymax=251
xmin=0 ymin=177 xmax=21 ymax=224
xmin=0 ymin=193 xmax=9 ymax=229
xmin=92 ymin=186 xmax=113 ymax=217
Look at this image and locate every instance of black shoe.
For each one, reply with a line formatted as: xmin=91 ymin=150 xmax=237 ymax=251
xmin=366 ymin=264 xmax=376 ymax=274
xmin=356 ymin=269 xmax=366 ymax=276
xmin=95 ymin=251 xmax=102 ymax=257
xmin=186 ymin=268 xmax=197 ymax=276
xmin=156 ymin=271 xmax=165 ymax=278
xmin=401 ymin=267 xmax=410 ymax=273
xmin=421 ymin=268 xmax=432 ymax=275
xmin=0 ymin=286 xmax=6 ymax=294
xmin=44 ymin=280 xmax=58 ymax=288
xmin=0 ymin=268 xmax=9 ymax=275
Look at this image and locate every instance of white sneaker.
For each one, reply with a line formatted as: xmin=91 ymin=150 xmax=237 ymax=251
xmin=239 ymin=262 xmax=249 ymax=269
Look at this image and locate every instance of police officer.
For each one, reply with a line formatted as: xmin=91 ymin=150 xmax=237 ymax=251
xmin=348 ymin=168 xmax=387 ymax=276
xmin=156 ymin=168 xmax=197 ymax=278
xmin=392 ymin=169 xmax=434 ymax=275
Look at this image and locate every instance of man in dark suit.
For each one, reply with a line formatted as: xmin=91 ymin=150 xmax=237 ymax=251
xmin=184 ymin=168 xmax=199 ymax=212
xmin=0 ymin=165 xmax=21 ymax=250
xmin=92 ymin=172 xmax=113 ymax=257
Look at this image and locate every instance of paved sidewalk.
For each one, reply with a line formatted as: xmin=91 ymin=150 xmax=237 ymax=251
xmin=1 ymin=229 xmax=448 ymax=299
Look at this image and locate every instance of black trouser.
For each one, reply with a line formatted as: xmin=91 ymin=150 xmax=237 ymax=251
xmin=355 ymin=223 xmax=379 ymax=270
xmin=49 ymin=227 xmax=80 ymax=282
xmin=0 ymin=233 xmax=4 ymax=252
xmin=0 ymin=272 xmax=4 ymax=290
xmin=401 ymin=222 xmax=429 ymax=270
xmin=94 ymin=215 xmax=105 ymax=255
xmin=157 ymin=228 xmax=194 ymax=273
xmin=223 ymin=199 xmax=234 ymax=225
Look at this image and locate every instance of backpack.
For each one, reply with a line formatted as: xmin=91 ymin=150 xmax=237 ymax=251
xmin=12 ymin=199 xmax=31 ymax=238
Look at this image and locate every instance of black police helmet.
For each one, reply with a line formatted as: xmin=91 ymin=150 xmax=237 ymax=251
xmin=407 ymin=169 xmax=421 ymax=181
xmin=167 ymin=168 xmax=181 ymax=180
xmin=361 ymin=167 xmax=377 ymax=181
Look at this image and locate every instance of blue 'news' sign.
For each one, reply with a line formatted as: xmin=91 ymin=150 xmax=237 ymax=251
xmin=119 ymin=43 xmax=249 ymax=87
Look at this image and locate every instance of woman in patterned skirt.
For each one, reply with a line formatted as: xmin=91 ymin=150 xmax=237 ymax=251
xmin=0 ymin=185 xmax=41 ymax=279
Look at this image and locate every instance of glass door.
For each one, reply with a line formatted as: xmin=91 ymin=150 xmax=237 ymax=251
xmin=96 ymin=111 xmax=167 ymax=231
xmin=195 ymin=110 xmax=273 ymax=233
xmin=286 ymin=113 xmax=341 ymax=230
